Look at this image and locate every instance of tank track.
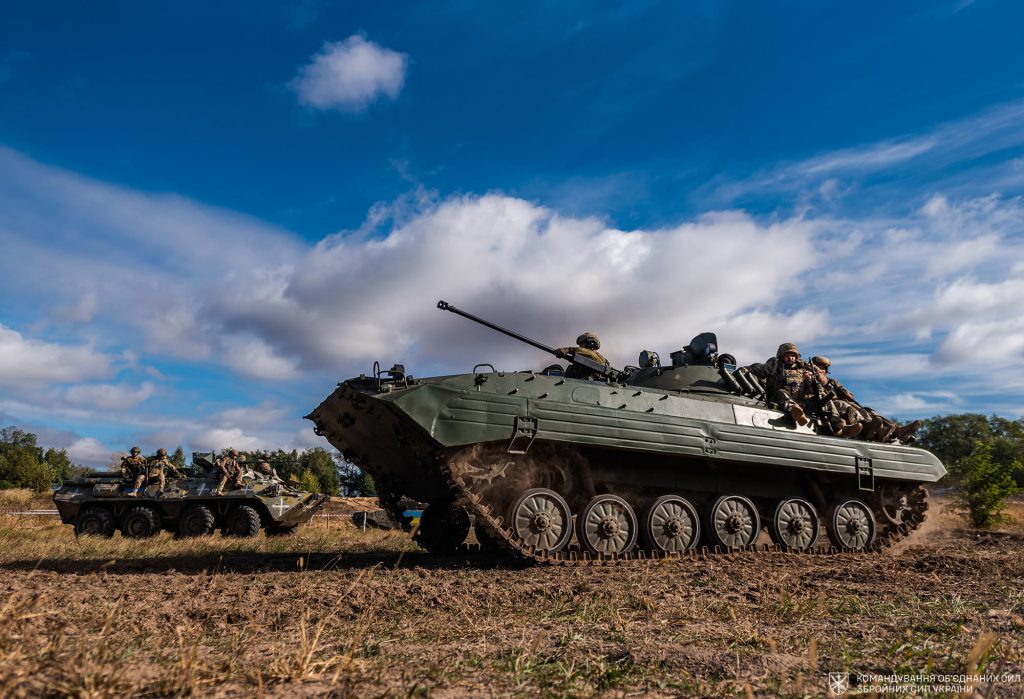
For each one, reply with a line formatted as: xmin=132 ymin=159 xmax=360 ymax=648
xmin=433 ymin=452 xmax=930 ymax=565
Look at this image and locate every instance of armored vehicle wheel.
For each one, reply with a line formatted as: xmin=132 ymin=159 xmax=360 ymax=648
xmin=769 ymin=498 xmax=820 ymax=551
xmin=415 ymin=501 xmax=471 ymax=553
xmin=121 ymin=505 xmax=160 ymax=539
xmin=641 ymin=495 xmax=700 ymax=553
xmin=577 ymin=494 xmax=638 ymax=556
xmin=876 ymin=483 xmax=911 ymax=526
xmin=266 ymin=524 xmax=298 ymax=537
xmin=707 ymin=495 xmax=760 ymax=549
xmin=224 ymin=505 xmax=262 ymax=537
xmin=508 ymin=488 xmax=573 ymax=554
xmin=74 ymin=507 xmax=115 ymax=538
xmin=177 ymin=504 xmax=216 ymax=538
xmin=827 ymin=499 xmax=876 ymax=551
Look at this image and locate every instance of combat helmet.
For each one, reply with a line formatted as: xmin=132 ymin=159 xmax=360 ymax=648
xmin=227 ymin=448 xmax=238 ymax=456
xmin=577 ymin=332 xmax=601 ymax=350
xmin=156 ymin=448 xmax=167 ymax=457
xmin=810 ymin=355 xmax=831 ymax=370
xmin=776 ymin=342 xmax=799 ymax=359
xmin=130 ymin=446 xmax=141 ymax=455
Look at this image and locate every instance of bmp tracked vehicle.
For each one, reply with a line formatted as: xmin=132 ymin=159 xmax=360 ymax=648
xmin=54 ymin=455 xmax=328 ymax=539
xmin=307 ymin=301 xmax=944 ymax=562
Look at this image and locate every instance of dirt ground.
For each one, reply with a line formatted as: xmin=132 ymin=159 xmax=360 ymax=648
xmin=0 ymin=492 xmax=1022 ymax=698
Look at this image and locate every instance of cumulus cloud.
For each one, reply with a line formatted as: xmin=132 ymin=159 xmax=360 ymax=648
xmin=290 ymin=35 xmax=408 ymax=112
xmin=64 ymin=381 xmax=156 ymax=410
xmin=0 ymin=324 xmax=111 ymax=387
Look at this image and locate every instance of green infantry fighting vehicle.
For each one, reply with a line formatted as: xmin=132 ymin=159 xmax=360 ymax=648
xmin=53 ymin=453 xmax=329 ymax=539
xmin=306 ymin=301 xmax=944 ymax=562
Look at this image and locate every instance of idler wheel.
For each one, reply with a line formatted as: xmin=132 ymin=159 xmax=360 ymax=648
xmin=577 ymin=494 xmax=638 ymax=556
xmin=415 ymin=501 xmax=471 ymax=554
xmin=877 ymin=483 xmax=911 ymax=526
xmin=769 ymin=497 xmax=820 ymax=551
xmin=827 ymin=499 xmax=876 ymax=551
xmin=642 ymin=495 xmax=700 ymax=553
xmin=707 ymin=495 xmax=760 ymax=549
xmin=508 ymin=488 xmax=573 ymax=554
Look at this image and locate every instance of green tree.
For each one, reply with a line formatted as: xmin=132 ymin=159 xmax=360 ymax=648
xmin=338 ymin=460 xmax=376 ymax=496
xmin=948 ymin=441 xmax=1020 ymax=528
xmin=170 ymin=446 xmax=186 ymax=469
xmin=296 ymin=469 xmax=322 ymax=494
xmin=42 ymin=447 xmax=73 ymax=484
xmin=300 ymin=447 xmax=340 ymax=496
xmin=918 ymin=414 xmax=1024 ymax=487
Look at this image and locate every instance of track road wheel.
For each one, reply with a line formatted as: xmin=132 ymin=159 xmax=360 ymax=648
xmin=769 ymin=497 xmax=820 ymax=551
xmin=642 ymin=495 xmax=700 ymax=554
xmin=508 ymin=488 xmax=573 ymax=554
xmin=827 ymin=499 xmax=876 ymax=551
xmin=415 ymin=502 xmax=471 ymax=554
xmin=473 ymin=521 xmax=503 ymax=552
xmin=707 ymin=495 xmax=760 ymax=549
xmin=121 ymin=505 xmax=160 ymax=539
xmin=577 ymin=494 xmax=638 ymax=556
xmin=224 ymin=505 xmax=262 ymax=538
xmin=74 ymin=507 xmax=115 ymax=538
xmin=177 ymin=504 xmax=216 ymax=538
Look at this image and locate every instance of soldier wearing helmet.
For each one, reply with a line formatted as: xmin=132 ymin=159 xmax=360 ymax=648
xmin=119 ymin=446 xmax=148 ymax=496
xmin=807 ymin=356 xmax=867 ymax=438
xmin=744 ymin=343 xmax=814 ymax=426
xmin=137 ymin=447 xmax=185 ymax=496
xmin=213 ymin=448 xmax=243 ymax=495
xmin=809 ymin=355 xmax=921 ymax=443
xmin=556 ymin=332 xmax=611 ymax=380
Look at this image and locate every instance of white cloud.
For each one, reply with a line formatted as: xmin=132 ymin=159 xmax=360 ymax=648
xmin=290 ymin=35 xmax=408 ymax=112
xmin=64 ymin=381 xmax=156 ymax=410
xmin=221 ymin=336 xmax=300 ymax=381
xmin=67 ymin=437 xmax=114 ymax=465
xmin=0 ymin=324 xmax=111 ymax=387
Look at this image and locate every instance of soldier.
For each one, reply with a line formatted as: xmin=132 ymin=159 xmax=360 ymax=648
xmin=809 ymin=356 xmax=922 ymax=443
xmin=119 ymin=447 xmax=148 ymax=496
xmin=808 ymin=356 xmax=866 ymax=438
xmin=137 ymin=448 xmax=185 ymax=495
xmin=256 ymin=458 xmax=282 ymax=481
xmin=745 ymin=343 xmax=815 ymax=426
xmin=556 ymin=332 xmax=611 ymax=380
xmin=213 ymin=448 xmax=243 ymax=495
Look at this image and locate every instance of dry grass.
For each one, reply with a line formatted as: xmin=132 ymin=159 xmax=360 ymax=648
xmin=0 ymin=496 xmax=1021 ymax=697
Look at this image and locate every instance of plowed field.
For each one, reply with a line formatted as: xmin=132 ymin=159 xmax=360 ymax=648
xmin=1 ymin=494 xmax=1022 ymax=697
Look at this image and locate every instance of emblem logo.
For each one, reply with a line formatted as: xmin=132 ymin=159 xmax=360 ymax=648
xmin=829 ymin=672 xmax=850 ymax=695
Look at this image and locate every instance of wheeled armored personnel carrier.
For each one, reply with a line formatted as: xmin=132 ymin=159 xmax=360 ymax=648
xmin=307 ymin=301 xmax=944 ymax=562
xmin=53 ymin=454 xmax=329 ymax=539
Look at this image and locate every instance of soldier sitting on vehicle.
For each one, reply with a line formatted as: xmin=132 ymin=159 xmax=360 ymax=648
xmin=555 ymin=332 xmax=611 ymax=380
xmin=135 ymin=447 xmax=185 ymax=496
xmin=213 ymin=448 xmax=243 ymax=495
xmin=807 ymin=356 xmax=866 ymax=438
xmin=745 ymin=343 xmax=815 ymax=426
xmin=808 ymin=356 xmax=921 ymax=443
xmin=120 ymin=446 xmax=148 ymax=496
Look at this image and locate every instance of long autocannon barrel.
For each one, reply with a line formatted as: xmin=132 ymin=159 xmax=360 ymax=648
xmin=437 ymin=300 xmax=559 ymax=356
xmin=437 ymin=300 xmax=621 ymax=380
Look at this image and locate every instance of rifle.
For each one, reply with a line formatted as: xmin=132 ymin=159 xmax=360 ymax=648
xmin=436 ymin=300 xmax=622 ymax=381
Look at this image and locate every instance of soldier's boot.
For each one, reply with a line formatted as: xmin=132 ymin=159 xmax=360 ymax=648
xmin=861 ymin=416 xmax=882 ymax=441
xmin=878 ymin=422 xmax=897 ymax=442
xmin=894 ymin=420 xmax=922 ymax=442
xmin=789 ymin=403 xmax=809 ymax=426
xmin=837 ymin=422 xmax=864 ymax=439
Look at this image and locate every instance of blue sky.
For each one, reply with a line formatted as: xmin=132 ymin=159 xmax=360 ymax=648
xmin=1 ymin=1 xmax=1023 ymax=464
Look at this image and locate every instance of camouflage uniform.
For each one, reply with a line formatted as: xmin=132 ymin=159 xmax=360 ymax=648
xmin=809 ymin=356 xmax=921 ymax=443
xmin=136 ymin=448 xmax=184 ymax=494
xmin=745 ymin=343 xmax=814 ymax=425
xmin=213 ymin=449 xmax=243 ymax=495
xmin=120 ymin=447 xmax=148 ymax=496
xmin=556 ymin=332 xmax=610 ymax=380
xmin=808 ymin=357 xmax=866 ymax=438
